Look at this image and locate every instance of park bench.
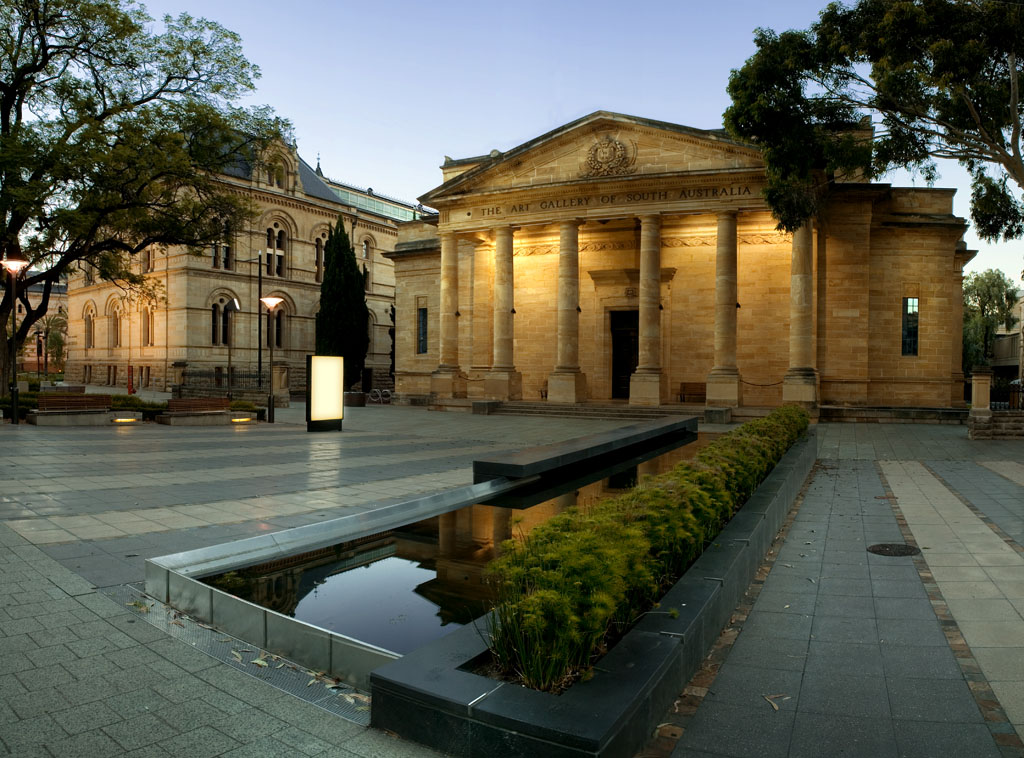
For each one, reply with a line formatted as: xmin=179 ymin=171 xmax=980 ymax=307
xmin=37 ymin=394 xmax=111 ymax=413
xmin=27 ymin=394 xmax=140 ymax=426
xmin=678 ymin=382 xmax=707 ymax=404
xmin=157 ymin=397 xmax=249 ymax=425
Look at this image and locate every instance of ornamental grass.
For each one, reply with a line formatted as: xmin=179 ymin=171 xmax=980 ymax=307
xmin=485 ymin=404 xmax=809 ymax=692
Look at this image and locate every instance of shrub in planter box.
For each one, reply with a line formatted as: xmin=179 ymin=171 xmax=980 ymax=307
xmin=486 ymin=404 xmax=809 ymax=692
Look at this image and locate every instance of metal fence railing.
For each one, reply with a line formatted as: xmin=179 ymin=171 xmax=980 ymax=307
xmin=181 ymin=368 xmax=268 ymax=390
xmin=990 ymin=384 xmax=1023 ymax=410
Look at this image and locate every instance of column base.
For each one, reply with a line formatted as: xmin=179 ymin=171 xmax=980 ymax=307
xmin=547 ymin=371 xmax=588 ymax=404
xmin=706 ymin=367 xmax=742 ymax=407
xmin=629 ymin=371 xmax=664 ymax=407
xmin=782 ymin=367 xmax=819 ymax=408
xmin=431 ymin=369 xmax=467 ymax=399
xmin=484 ymin=370 xmax=522 ymax=402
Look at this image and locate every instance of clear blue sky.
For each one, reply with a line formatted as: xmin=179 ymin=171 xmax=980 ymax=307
xmin=142 ymin=0 xmax=1021 ymax=282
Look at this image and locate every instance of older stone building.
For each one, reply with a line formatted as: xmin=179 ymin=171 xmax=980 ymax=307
xmin=65 ymin=143 xmax=419 ymax=395
xmin=388 ymin=111 xmax=973 ymax=410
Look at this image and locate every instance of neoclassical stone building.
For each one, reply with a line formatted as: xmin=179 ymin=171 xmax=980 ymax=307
xmin=388 ymin=111 xmax=973 ymax=409
xmin=65 ymin=143 xmax=419 ymax=394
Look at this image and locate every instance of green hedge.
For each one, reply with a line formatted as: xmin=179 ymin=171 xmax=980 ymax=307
xmin=486 ymin=405 xmax=809 ymax=692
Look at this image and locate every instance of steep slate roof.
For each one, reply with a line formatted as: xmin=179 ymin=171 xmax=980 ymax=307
xmin=298 ymin=156 xmax=347 ymax=205
xmin=420 ymin=110 xmax=754 ymax=204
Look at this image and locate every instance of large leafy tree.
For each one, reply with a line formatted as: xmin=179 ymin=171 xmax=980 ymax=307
xmin=315 ymin=217 xmax=369 ymax=390
xmin=725 ymin=0 xmax=1024 ymax=243
xmin=0 ymin=0 xmax=288 ymax=382
xmin=962 ymin=268 xmax=1019 ymax=372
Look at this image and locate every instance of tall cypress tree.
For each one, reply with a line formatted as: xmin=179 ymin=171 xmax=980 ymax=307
xmin=316 ymin=216 xmax=369 ymax=389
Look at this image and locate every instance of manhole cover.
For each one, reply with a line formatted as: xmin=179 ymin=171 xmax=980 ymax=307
xmin=867 ymin=543 xmax=920 ymax=556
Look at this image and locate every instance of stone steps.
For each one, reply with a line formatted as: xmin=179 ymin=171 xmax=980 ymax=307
xmin=491 ymin=402 xmax=698 ymax=421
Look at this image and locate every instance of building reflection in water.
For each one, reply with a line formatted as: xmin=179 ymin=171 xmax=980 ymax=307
xmin=204 ymin=434 xmax=709 ymax=654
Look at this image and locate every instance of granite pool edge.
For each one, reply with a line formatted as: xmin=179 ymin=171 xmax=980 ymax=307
xmin=369 ymin=427 xmax=818 ymax=758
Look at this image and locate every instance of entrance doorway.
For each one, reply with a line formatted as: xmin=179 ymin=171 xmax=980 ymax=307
xmin=610 ymin=310 xmax=639 ymax=399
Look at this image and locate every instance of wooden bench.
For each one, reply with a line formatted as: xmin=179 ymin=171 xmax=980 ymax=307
xmin=166 ymin=398 xmax=231 ymax=413
xmin=678 ymin=382 xmax=707 ymax=404
xmin=37 ymin=394 xmax=111 ymax=412
xmin=28 ymin=394 xmax=133 ymax=426
xmin=157 ymin=397 xmax=241 ymax=425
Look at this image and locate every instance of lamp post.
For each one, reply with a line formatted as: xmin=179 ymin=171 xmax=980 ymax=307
xmin=3 ymin=251 xmax=30 ymax=425
xmin=237 ymin=252 xmax=265 ymax=387
xmin=259 ymin=295 xmax=283 ymax=422
xmin=226 ymin=298 xmax=240 ymax=399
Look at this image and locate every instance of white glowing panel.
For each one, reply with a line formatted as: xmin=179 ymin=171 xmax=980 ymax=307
xmin=309 ymin=356 xmax=344 ymax=422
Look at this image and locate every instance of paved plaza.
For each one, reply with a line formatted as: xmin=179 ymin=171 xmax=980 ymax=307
xmin=1 ymin=409 xmax=1023 ymax=757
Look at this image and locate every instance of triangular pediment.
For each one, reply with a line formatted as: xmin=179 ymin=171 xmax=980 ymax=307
xmin=421 ymin=112 xmax=763 ymax=203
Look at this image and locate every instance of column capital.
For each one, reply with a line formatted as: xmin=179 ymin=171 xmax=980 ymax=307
xmin=637 ymin=213 xmax=661 ymax=226
xmin=716 ymin=209 xmax=738 ymax=220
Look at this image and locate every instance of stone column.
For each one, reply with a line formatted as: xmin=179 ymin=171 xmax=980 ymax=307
xmin=484 ymin=226 xmax=522 ymax=400
xmin=547 ymin=219 xmax=588 ymax=403
xmin=431 ymin=231 xmax=467 ymax=398
xmin=951 ymin=249 xmax=969 ymax=407
xmin=629 ymin=215 xmax=664 ymax=406
xmin=706 ymin=211 xmax=742 ymax=407
xmin=782 ymin=222 xmax=818 ymax=407
xmin=968 ymin=367 xmax=993 ymax=440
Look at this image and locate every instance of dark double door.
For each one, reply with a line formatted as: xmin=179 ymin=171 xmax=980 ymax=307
xmin=610 ymin=310 xmax=639 ymax=399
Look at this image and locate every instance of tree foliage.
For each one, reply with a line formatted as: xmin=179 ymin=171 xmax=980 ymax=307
xmin=0 ymin=0 xmax=288 ymax=381
xmin=315 ymin=217 xmax=369 ymax=390
xmin=725 ymin=0 xmax=1024 ymax=242
xmin=962 ymin=268 xmax=1020 ymax=372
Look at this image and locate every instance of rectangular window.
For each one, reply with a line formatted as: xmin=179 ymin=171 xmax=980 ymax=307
xmin=902 ymin=297 xmax=919 ymax=356
xmin=417 ymin=307 xmax=428 ymax=354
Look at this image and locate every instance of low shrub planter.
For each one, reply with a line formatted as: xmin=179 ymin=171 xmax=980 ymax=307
xmin=371 ymin=414 xmax=817 ymax=758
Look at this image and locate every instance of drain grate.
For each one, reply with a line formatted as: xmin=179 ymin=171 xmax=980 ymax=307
xmin=100 ymin=584 xmax=371 ymax=725
xmin=867 ymin=543 xmax=921 ymax=557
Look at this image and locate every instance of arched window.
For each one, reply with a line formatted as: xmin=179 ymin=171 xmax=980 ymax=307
xmin=275 ymin=230 xmax=286 ymax=276
xmin=315 ymin=239 xmax=323 ymax=283
xmin=222 ymin=301 xmax=236 ymax=346
xmin=362 ymin=239 xmax=370 ymax=259
xmin=265 ymin=226 xmax=287 ymax=277
xmin=143 ymin=249 xmax=154 ymax=273
xmin=109 ymin=309 xmax=122 ymax=348
xmin=141 ymin=307 xmax=153 ymax=347
xmin=211 ymin=303 xmax=221 ymax=345
xmin=265 ymin=308 xmax=285 ymax=348
xmin=222 ymin=222 xmax=233 ymax=270
xmin=84 ymin=312 xmax=94 ymax=349
xmin=212 ymin=220 xmax=232 ymax=270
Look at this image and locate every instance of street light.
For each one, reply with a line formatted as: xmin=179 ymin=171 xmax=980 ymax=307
xmin=235 ymin=252 xmax=265 ymax=387
xmin=259 ymin=295 xmax=283 ymax=423
xmin=3 ymin=251 xmax=30 ymax=425
xmin=226 ymin=297 xmax=240 ymax=399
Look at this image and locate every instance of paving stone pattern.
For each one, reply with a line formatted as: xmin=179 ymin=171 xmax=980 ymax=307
xmin=0 ymin=405 xmax=629 ymax=757
xmin=668 ymin=424 xmax=1024 ymax=758
xmin=4 ymin=409 xmax=1024 ymax=758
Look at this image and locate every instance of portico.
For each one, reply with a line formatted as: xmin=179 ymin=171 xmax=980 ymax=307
xmin=388 ymin=111 xmax=969 ymax=412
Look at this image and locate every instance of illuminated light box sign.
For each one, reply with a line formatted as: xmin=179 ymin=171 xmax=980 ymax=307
xmin=306 ymin=355 xmax=344 ymax=432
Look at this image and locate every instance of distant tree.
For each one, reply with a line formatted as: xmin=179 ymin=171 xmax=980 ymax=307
xmin=725 ymin=0 xmax=1024 ymax=251
xmin=40 ymin=313 xmax=68 ymax=373
xmin=0 ymin=0 xmax=288 ymax=384
xmin=962 ymin=269 xmax=1020 ymax=373
xmin=315 ymin=217 xmax=369 ymax=390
